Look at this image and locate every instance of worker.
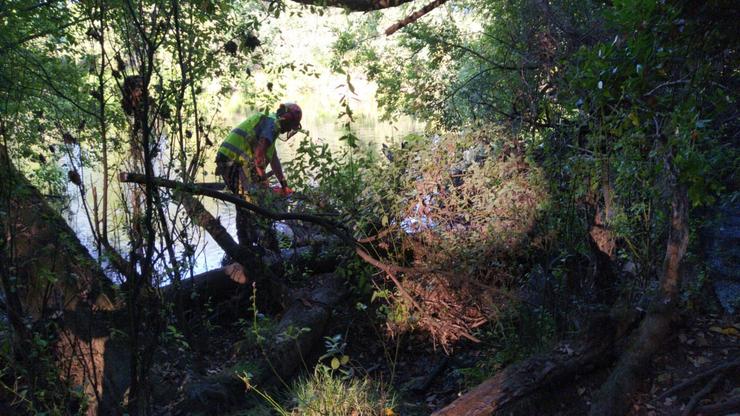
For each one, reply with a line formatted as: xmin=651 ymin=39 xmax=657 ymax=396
xmin=215 ymin=102 xmax=302 ymax=251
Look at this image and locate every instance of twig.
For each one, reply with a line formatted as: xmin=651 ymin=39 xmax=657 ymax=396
xmin=356 ymin=226 xmax=397 ymax=243
xmin=644 ymin=80 xmax=689 ymax=97
xmin=682 ymin=372 xmax=723 ymax=416
xmin=694 ymin=395 xmax=740 ymax=416
xmin=657 ymin=358 xmax=740 ymax=401
xmin=385 ymin=0 xmax=449 ymax=36
xmin=354 ymin=247 xmax=422 ymax=311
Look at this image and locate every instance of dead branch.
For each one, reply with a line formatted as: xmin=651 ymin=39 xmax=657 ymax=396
xmin=694 ymin=395 xmax=740 ymax=415
xmin=120 ymin=172 xmax=346 ymax=233
xmin=175 ymin=190 xmax=257 ymax=265
xmin=289 ymin=0 xmax=414 ymax=11
xmin=120 ymin=172 xmax=429 ymax=276
xmin=682 ymin=372 xmax=724 ymax=416
xmin=657 ymin=358 xmax=740 ymax=401
xmin=356 ymin=226 xmax=397 ymax=243
xmin=385 ymin=0 xmax=449 ymax=36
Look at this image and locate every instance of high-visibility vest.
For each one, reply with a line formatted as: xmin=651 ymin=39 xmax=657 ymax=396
xmin=217 ymin=113 xmax=278 ymax=165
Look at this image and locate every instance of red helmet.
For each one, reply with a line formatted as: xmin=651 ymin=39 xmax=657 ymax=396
xmin=277 ymin=102 xmax=302 ymax=131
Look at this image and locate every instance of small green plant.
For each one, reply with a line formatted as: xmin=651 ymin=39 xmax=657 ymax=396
xmin=238 ymin=371 xmax=290 ymax=416
xmin=288 ymin=364 xmax=395 ymax=416
xmin=164 ymin=325 xmax=190 ymax=352
xmin=319 ymin=334 xmax=351 ymax=376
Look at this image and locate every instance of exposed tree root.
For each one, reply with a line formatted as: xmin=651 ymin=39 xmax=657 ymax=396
xmin=695 ymin=395 xmax=740 ymax=415
xmin=682 ymin=372 xmax=724 ymax=416
xmin=657 ymin=358 xmax=740 ymax=401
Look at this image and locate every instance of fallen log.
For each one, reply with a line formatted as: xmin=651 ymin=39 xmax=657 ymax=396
xmin=432 ymin=311 xmax=640 ymax=416
xmin=119 ymin=172 xmax=481 ymax=342
xmin=176 ymin=273 xmax=348 ymax=414
xmin=176 ymin=190 xmax=259 ymax=267
xmin=162 ymin=242 xmax=343 ymax=306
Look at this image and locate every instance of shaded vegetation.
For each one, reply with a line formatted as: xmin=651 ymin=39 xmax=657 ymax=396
xmin=1 ymin=0 xmax=738 ymax=415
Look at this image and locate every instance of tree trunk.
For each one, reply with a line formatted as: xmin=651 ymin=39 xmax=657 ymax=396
xmin=588 ymin=184 xmax=689 ymax=416
xmin=0 ymin=149 xmax=129 ymax=415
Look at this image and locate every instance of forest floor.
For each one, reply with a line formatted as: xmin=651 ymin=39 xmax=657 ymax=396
xmin=147 ymin=288 xmax=738 ymax=415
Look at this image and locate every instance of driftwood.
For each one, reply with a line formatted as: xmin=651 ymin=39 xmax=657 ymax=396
xmin=432 ymin=311 xmax=640 ymax=416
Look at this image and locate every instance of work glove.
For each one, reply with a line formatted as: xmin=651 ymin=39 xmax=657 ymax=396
xmin=271 ymin=185 xmax=294 ymax=196
xmin=279 ymin=186 xmax=294 ymax=196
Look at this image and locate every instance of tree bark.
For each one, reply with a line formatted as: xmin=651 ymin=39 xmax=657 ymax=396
xmin=588 ymin=184 xmax=689 ymax=416
xmin=385 ymin=0 xmax=449 ymax=36
xmin=432 ymin=311 xmax=640 ymax=416
xmin=176 ymin=274 xmax=348 ymax=414
xmin=0 ymin=150 xmax=129 ymax=415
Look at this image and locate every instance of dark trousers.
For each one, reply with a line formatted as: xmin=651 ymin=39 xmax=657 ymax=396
xmin=216 ymin=156 xmax=278 ymax=252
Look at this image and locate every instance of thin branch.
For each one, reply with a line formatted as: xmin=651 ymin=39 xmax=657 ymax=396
xmin=385 ymin=0 xmax=449 ymax=36
xmin=407 ymin=30 xmax=540 ymax=70
xmin=657 ymin=358 xmax=740 ymax=401
xmin=288 ymin=0 xmax=414 ymax=11
xmin=682 ymin=372 xmax=724 ymax=416
xmin=644 ymin=80 xmax=689 ymax=97
xmin=0 ymin=16 xmax=92 ymax=53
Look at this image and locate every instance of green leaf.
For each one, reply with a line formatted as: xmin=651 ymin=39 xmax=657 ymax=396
xmin=346 ymin=73 xmax=356 ymax=94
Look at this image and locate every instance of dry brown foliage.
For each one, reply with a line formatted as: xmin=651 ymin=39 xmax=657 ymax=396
xmin=364 ymin=126 xmax=549 ymax=349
